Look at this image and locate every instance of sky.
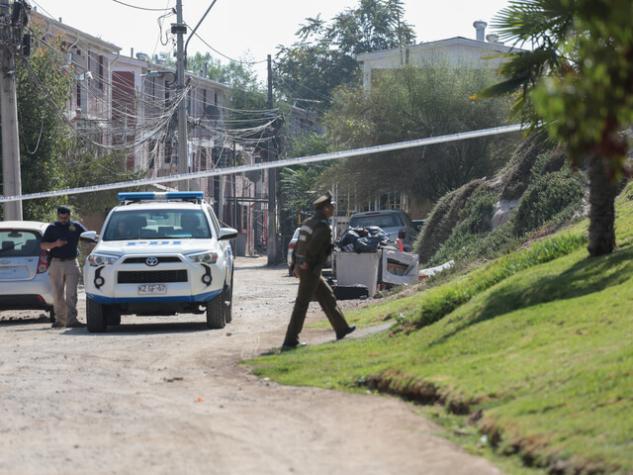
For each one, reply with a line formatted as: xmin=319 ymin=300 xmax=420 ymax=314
xmin=31 ymin=0 xmax=512 ymax=80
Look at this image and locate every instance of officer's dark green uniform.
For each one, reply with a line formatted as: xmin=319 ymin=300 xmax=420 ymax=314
xmin=283 ymin=192 xmax=355 ymax=349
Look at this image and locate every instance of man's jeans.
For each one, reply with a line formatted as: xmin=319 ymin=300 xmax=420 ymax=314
xmin=48 ymin=258 xmax=80 ymax=326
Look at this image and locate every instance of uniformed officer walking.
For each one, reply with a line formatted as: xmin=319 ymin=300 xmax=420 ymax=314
xmin=282 ymin=192 xmax=355 ymax=350
xmin=40 ymin=206 xmax=87 ymax=328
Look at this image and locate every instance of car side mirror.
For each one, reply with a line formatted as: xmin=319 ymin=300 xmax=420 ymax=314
xmin=80 ymin=230 xmax=99 ymax=243
xmin=218 ymin=227 xmax=238 ymax=241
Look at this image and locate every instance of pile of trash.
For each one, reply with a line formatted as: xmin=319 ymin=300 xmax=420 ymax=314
xmin=337 ymin=226 xmax=390 ymax=253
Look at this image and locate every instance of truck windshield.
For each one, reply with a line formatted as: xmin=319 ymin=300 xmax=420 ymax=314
xmin=349 ymin=214 xmax=402 ymax=229
xmin=103 ymin=209 xmax=212 ymax=241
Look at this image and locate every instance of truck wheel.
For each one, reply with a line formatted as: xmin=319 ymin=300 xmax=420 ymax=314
xmin=86 ymin=299 xmax=107 ymax=333
xmin=224 ymin=282 xmax=233 ymax=324
xmin=105 ymin=307 xmax=121 ymax=326
xmin=206 ymin=292 xmax=226 ymax=329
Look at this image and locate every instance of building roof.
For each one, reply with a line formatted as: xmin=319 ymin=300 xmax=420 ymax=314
xmin=357 ymin=36 xmax=524 ymax=62
xmin=30 ymin=10 xmax=120 ymax=53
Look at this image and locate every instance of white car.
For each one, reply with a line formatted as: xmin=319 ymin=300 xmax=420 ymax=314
xmin=82 ymin=192 xmax=237 ymax=332
xmin=0 ymin=221 xmax=55 ymax=321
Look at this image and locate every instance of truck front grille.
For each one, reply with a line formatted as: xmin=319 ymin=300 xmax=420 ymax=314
xmin=122 ymin=256 xmax=182 ymax=264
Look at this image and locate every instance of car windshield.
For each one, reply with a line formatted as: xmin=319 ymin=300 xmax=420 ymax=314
xmin=103 ymin=209 xmax=212 ymax=241
xmin=0 ymin=230 xmax=41 ymax=256
xmin=349 ymin=214 xmax=402 ymax=229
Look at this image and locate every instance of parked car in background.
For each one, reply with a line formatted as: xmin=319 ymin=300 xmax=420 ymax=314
xmin=287 ymin=227 xmax=300 ymax=275
xmin=348 ymin=210 xmax=418 ymax=250
xmin=0 ymin=221 xmax=54 ymax=321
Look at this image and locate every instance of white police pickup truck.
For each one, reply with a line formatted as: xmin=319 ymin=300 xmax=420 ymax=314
xmin=81 ymin=192 xmax=237 ymax=332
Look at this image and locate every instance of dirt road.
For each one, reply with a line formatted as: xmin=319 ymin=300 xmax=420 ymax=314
xmin=0 ymin=257 xmax=501 ymax=475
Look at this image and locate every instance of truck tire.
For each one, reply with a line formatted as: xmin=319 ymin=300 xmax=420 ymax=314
xmin=105 ymin=307 xmax=121 ymax=326
xmin=86 ymin=299 xmax=107 ymax=333
xmin=206 ymin=292 xmax=226 ymax=329
xmin=224 ymin=272 xmax=233 ymax=324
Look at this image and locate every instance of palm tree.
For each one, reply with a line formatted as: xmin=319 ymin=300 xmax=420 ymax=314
xmin=488 ymin=0 xmax=633 ymax=256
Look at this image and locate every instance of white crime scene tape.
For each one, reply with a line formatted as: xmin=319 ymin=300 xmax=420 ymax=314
xmin=0 ymin=124 xmax=522 ymax=203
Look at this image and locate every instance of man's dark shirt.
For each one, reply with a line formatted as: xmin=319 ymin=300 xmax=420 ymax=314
xmin=294 ymin=211 xmax=332 ymax=273
xmin=42 ymin=221 xmax=86 ymax=259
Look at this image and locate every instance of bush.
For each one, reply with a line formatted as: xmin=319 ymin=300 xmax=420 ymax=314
xmin=414 ymin=179 xmax=486 ymax=263
xmin=431 ymin=222 xmax=518 ymax=266
xmin=514 ymin=170 xmax=585 ymax=236
xmin=499 ymin=132 xmax=551 ymax=200
xmin=429 ymin=189 xmax=498 ymax=264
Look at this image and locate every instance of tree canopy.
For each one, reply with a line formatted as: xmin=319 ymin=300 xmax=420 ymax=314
xmin=489 ymin=0 xmax=633 ymax=256
xmin=321 ymin=66 xmax=513 ymax=209
xmin=274 ymin=0 xmax=415 ymax=111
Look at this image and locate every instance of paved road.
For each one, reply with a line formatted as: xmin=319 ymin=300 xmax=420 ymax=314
xmin=0 ymin=257 xmax=501 ymax=475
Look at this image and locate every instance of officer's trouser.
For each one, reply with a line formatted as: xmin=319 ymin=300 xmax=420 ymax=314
xmin=284 ymin=268 xmax=349 ymax=346
xmin=48 ymin=258 xmax=80 ymax=326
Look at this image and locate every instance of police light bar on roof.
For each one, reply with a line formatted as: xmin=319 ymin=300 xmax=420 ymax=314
xmin=117 ymin=192 xmax=204 ymax=202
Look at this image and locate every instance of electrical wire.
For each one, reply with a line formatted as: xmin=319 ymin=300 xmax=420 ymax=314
xmin=185 ymin=25 xmax=267 ymax=66
xmin=29 ymin=0 xmax=56 ymax=20
xmin=111 ymin=0 xmax=174 ymax=12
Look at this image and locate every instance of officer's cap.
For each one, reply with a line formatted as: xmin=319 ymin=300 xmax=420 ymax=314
xmin=313 ymin=191 xmax=335 ymax=209
xmin=56 ymin=205 xmax=71 ymax=215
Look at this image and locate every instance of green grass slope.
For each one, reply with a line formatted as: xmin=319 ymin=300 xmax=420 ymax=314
xmin=249 ymin=187 xmax=633 ymax=474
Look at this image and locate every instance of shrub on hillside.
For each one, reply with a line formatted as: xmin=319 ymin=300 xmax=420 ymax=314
xmin=429 ymin=189 xmax=498 ymax=264
xmin=414 ymin=179 xmax=486 ymax=263
xmin=514 ymin=171 xmax=585 ymax=236
xmin=499 ymin=132 xmax=552 ymax=200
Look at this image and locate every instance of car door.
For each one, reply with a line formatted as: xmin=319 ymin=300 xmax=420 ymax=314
xmin=206 ymin=206 xmax=232 ymax=282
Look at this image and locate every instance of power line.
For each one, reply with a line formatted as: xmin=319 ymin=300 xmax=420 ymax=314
xmin=111 ymin=0 xmax=174 ymax=12
xmin=186 ymin=26 xmax=267 ymax=66
xmin=29 ymin=0 xmax=56 ymax=20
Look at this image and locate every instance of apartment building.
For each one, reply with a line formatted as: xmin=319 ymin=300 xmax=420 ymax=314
xmin=29 ymin=10 xmax=256 ymax=254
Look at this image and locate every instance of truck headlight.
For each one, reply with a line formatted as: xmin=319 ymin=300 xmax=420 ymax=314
xmin=186 ymin=251 xmax=218 ymax=264
xmin=88 ymin=253 xmax=119 ymax=267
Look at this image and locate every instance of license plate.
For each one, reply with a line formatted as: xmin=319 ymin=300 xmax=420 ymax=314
xmin=137 ymin=284 xmax=167 ymax=295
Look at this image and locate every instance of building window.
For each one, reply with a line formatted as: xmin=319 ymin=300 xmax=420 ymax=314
xmin=98 ymin=55 xmax=104 ymax=90
xmin=164 ymin=139 xmax=172 ymax=164
xmin=379 ymin=192 xmax=401 ymax=210
xmin=76 ymin=82 xmax=81 ymax=108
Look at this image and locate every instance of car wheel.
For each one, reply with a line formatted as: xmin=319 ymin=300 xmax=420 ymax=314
xmin=86 ymin=299 xmax=107 ymax=333
xmin=105 ymin=306 xmax=121 ymax=326
xmin=49 ymin=309 xmax=55 ymax=324
xmin=206 ymin=292 xmax=226 ymax=329
xmin=224 ymin=274 xmax=233 ymax=324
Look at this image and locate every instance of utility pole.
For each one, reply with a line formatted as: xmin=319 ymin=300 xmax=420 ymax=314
xmin=173 ymin=0 xmax=189 ymax=190
xmin=266 ymin=54 xmax=278 ymax=266
xmin=0 ymin=0 xmax=27 ymax=220
xmin=232 ymin=140 xmax=237 ymax=229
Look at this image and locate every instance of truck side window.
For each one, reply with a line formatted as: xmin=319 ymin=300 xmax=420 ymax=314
xmin=206 ymin=206 xmax=221 ymax=235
